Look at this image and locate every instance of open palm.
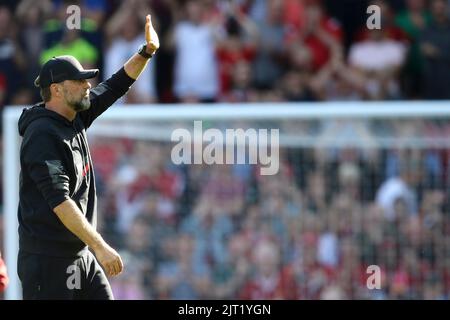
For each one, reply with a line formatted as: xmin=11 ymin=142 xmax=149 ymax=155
xmin=145 ymin=14 xmax=160 ymax=53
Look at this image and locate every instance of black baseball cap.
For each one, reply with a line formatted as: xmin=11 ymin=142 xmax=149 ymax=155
xmin=34 ymin=55 xmax=99 ymax=88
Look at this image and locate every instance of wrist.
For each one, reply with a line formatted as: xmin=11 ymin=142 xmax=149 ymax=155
xmin=90 ymin=237 xmax=106 ymax=252
xmin=138 ymin=44 xmax=154 ymax=59
xmin=146 ymin=46 xmax=156 ymax=55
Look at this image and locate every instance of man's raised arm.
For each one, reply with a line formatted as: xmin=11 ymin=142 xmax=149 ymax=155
xmin=79 ymin=14 xmax=160 ymax=128
xmin=124 ymin=15 xmax=160 ymax=79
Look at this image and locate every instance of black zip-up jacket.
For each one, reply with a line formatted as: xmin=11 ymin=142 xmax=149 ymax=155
xmin=18 ymin=67 xmax=135 ymax=257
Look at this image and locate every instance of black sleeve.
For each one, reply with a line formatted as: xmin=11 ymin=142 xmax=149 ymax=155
xmin=22 ymin=131 xmax=71 ymax=209
xmin=79 ymin=67 xmax=135 ymax=129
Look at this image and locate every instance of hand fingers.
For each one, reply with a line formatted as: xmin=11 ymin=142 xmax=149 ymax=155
xmin=117 ymin=256 xmax=124 ymax=274
xmin=103 ymin=261 xmax=116 ymax=277
xmin=101 ymin=253 xmax=123 ymax=277
xmin=145 ymin=13 xmax=159 ymax=50
xmin=108 ymin=263 xmax=115 ymax=276
xmin=104 ymin=263 xmax=113 ymax=277
xmin=112 ymin=260 xmax=119 ymax=276
xmin=107 ymin=257 xmax=123 ymax=277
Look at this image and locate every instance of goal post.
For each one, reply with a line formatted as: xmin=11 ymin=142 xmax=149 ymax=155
xmin=3 ymin=101 xmax=450 ymax=300
xmin=3 ymin=106 xmax=22 ymax=300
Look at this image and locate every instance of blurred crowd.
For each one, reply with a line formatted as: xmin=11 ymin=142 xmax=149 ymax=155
xmin=90 ymin=137 xmax=450 ymax=300
xmin=0 ymin=0 xmax=450 ymax=109
xmin=1 ymin=0 xmax=450 ymax=300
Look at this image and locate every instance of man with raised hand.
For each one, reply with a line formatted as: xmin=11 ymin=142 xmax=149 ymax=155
xmin=17 ymin=15 xmax=159 ymax=300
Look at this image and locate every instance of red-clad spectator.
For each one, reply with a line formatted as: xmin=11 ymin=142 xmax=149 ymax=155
xmin=90 ymin=138 xmax=124 ymax=180
xmin=220 ymin=61 xmax=259 ymax=102
xmin=239 ymin=240 xmax=297 ymax=299
xmin=283 ymin=0 xmax=306 ymax=31
xmin=286 ymin=0 xmax=343 ymax=71
xmin=0 ymin=74 xmax=6 ymax=107
xmin=125 ymin=167 xmax=183 ymax=201
xmin=0 ymin=251 xmax=8 ymax=293
xmin=216 ymin=4 xmax=258 ymax=94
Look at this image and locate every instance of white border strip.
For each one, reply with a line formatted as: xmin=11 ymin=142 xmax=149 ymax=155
xmin=3 ymin=107 xmax=21 ymax=300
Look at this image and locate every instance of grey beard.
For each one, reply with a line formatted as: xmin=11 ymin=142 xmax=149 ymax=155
xmin=70 ymin=96 xmax=91 ymax=112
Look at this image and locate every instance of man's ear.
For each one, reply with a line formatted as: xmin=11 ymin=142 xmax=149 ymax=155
xmin=50 ymin=83 xmax=62 ymax=97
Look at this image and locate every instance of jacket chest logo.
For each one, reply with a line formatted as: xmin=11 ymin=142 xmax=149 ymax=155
xmin=73 ymin=149 xmax=89 ymax=178
xmin=82 ymin=163 xmax=90 ymax=177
